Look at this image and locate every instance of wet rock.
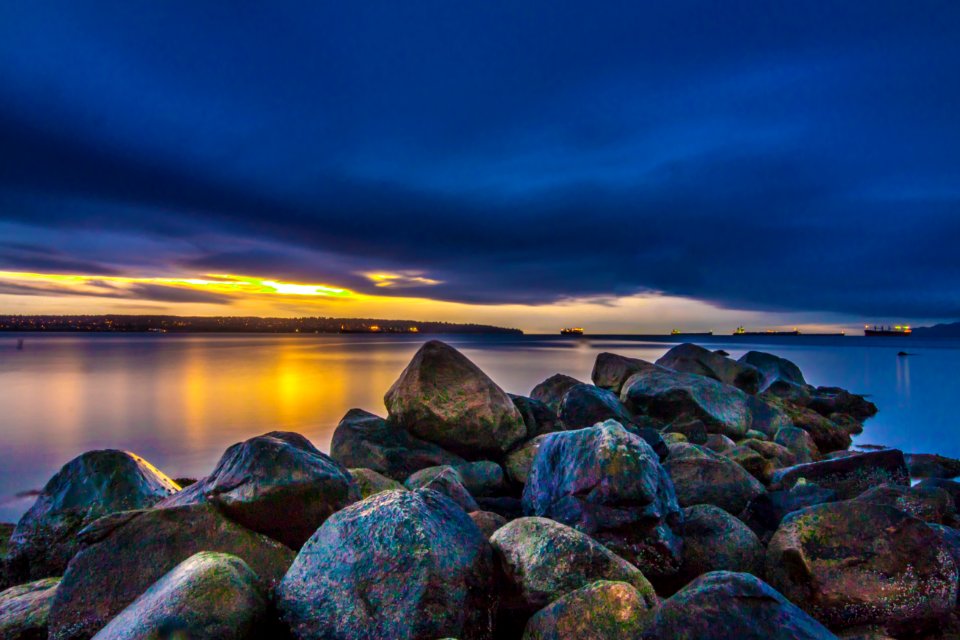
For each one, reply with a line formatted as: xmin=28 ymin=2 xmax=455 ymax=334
xmin=456 ymin=461 xmax=509 ymax=497
xmin=854 ymin=483 xmax=955 ymax=524
xmin=664 ymin=443 xmax=765 ymax=515
xmin=5 ymin=450 xmax=179 ymax=585
xmin=91 ymin=552 xmax=268 ymax=640
xmin=161 ymin=431 xmax=359 ymax=549
xmin=646 ymin=571 xmax=837 ymax=640
xmin=775 ymin=426 xmax=821 ymax=463
xmin=767 ymin=399 xmax=852 ymax=453
xmin=405 ymin=467 xmax=479 ymax=512
xmin=738 ymin=351 xmax=807 ymax=393
xmin=521 ymin=580 xmax=657 ymax=640
xmin=331 ymin=408 xmax=465 ymax=481
xmin=522 ymin=421 xmax=682 ymax=578
xmin=48 ymin=503 xmax=293 ymax=640
xmin=768 ymin=449 xmax=909 ymax=500
xmin=558 ymin=384 xmax=633 ymax=430
xmin=661 ymin=505 xmax=764 ymax=595
xmin=530 ymin=374 xmax=583 ymax=414
xmin=491 ymin=517 xmax=656 ymax=617
xmin=384 ymin=341 xmax=526 ymax=459
xmin=656 ymin=343 xmax=762 ymax=394
xmin=906 ymin=453 xmax=960 ymax=480
xmin=349 ymin=468 xmax=406 ymax=498
xmin=664 ymin=419 xmax=708 ymax=445
xmin=591 ymin=353 xmax=654 ymax=394
xmin=469 ymin=511 xmax=507 ymax=539
xmin=0 ymin=577 xmax=60 ymax=640
xmin=738 ymin=483 xmax=838 ymax=542
xmin=278 ymin=489 xmax=496 ymax=640
xmin=807 ymin=387 xmax=877 ymax=421
xmin=504 ymin=435 xmax=549 ymax=485
xmin=765 ymin=501 xmax=958 ymax=633
xmin=620 ymin=366 xmax=790 ymax=440
xmin=510 ymin=395 xmax=564 ymax=439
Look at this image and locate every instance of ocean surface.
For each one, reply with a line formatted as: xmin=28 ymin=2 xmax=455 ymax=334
xmin=0 ymin=332 xmax=957 ymax=522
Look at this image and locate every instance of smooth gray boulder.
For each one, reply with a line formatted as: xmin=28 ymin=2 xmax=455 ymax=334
xmin=160 ymin=431 xmax=359 ymax=549
xmin=530 ymin=374 xmax=583 ymax=414
xmin=5 ymin=450 xmax=179 ymax=585
xmin=278 ymin=489 xmax=496 ymax=640
xmin=0 ymin=577 xmax=60 ymax=640
xmin=739 ymin=351 xmax=807 ymax=392
xmin=91 ymin=552 xmax=269 ymax=640
xmin=657 ymin=343 xmax=761 ymax=394
xmin=591 ymin=353 xmax=655 ymax=394
xmin=384 ymin=341 xmax=526 ymax=459
xmin=48 ymin=504 xmax=294 ymax=640
xmin=664 ymin=443 xmax=765 ymax=515
xmin=331 ymin=408 xmax=466 ymax=480
xmin=522 ymin=421 xmax=682 ymax=577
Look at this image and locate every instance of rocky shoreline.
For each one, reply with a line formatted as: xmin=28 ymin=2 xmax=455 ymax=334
xmin=2 ymin=340 xmax=960 ymax=639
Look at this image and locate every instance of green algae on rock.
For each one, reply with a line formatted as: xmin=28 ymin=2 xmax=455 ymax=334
xmin=522 ymin=580 xmax=657 ymax=640
xmin=0 ymin=577 xmax=60 ymax=640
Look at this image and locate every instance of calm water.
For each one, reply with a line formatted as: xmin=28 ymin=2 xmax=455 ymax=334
xmin=1 ymin=332 xmax=958 ymax=522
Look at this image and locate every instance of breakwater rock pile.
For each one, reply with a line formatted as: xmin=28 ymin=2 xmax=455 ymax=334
xmin=2 ymin=340 xmax=960 ymax=639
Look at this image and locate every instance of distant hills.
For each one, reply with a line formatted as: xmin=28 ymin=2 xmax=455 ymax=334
xmin=910 ymin=321 xmax=960 ymax=337
xmin=0 ymin=315 xmax=523 ymax=335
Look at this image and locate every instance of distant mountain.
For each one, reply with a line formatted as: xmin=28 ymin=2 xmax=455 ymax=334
xmin=911 ymin=321 xmax=960 ymax=337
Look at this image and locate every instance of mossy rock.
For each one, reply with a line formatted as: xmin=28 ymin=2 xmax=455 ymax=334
xmin=0 ymin=577 xmax=60 ymax=640
xmin=664 ymin=443 xmax=765 ymax=515
xmin=522 ymin=580 xmax=657 ymax=640
xmin=349 ymin=468 xmax=406 ymax=499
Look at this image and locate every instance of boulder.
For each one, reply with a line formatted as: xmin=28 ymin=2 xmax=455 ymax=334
xmin=490 ymin=517 xmax=656 ymax=617
xmin=781 ymin=403 xmax=853 ymax=454
xmin=530 ymin=374 xmax=583 ymax=414
xmin=160 ymin=431 xmax=359 ymax=549
xmin=522 ymin=580 xmax=657 ymax=640
xmin=768 ymin=449 xmax=909 ymax=500
xmin=90 ymin=552 xmax=269 ymax=640
xmin=331 ymin=408 xmax=465 ymax=481
xmin=765 ymin=501 xmax=958 ymax=633
xmin=906 ymin=453 xmax=960 ymax=480
xmin=646 ymin=571 xmax=837 ymax=640
xmin=0 ymin=577 xmax=60 ymax=640
xmin=775 ymin=426 xmax=821 ymax=463
xmin=738 ymin=351 xmax=807 ymax=392
xmin=349 ymin=468 xmax=406 ymax=499
xmin=504 ymin=435 xmax=550 ymax=485
xmin=917 ymin=478 xmax=960 ymax=506
xmin=557 ymin=384 xmax=633 ymax=430
xmin=469 ymin=511 xmax=507 ymax=539
xmin=405 ymin=467 xmax=479 ymax=512
xmin=703 ymin=433 xmax=736 ymax=453
xmin=522 ymin=421 xmax=682 ymax=577
xmin=664 ymin=419 xmax=708 ymax=445
xmin=807 ymin=387 xmax=877 ymax=421
xmin=591 ymin=353 xmax=654 ymax=394
xmin=278 ymin=489 xmax=496 ymax=640
xmin=664 ymin=443 xmax=765 ymax=515
xmin=384 ymin=341 xmax=526 ymax=459
xmin=510 ymin=394 xmax=564 ymax=438
xmin=656 ymin=343 xmax=761 ymax=394
xmin=620 ymin=366 xmax=790 ymax=440
xmin=5 ymin=450 xmax=179 ymax=585
xmin=738 ymin=484 xmax=838 ymax=541
xmin=727 ymin=440 xmax=796 ymax=484
xmin=455 ymin=461 xmax=509 ymax=497
xmin=853 ymin=483 xmax=955 ymax=524
xmin=48 ymin=504 xmax=294 ymax=640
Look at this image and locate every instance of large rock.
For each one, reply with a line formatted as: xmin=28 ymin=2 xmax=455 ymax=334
xmin=807 ymin=387 xmax=877 ymax=421
xmin=591 ymin=353 xmax=654 ymax=394
xmin=48 ymin=504 xmax=294 ymax=640
xmin=278 ymin=489 xmax=496 ymax=640
xmin=0 ymin=577 xmax=60 ymax=640
xmin=657 ymin=343 xmax=762 ymax=394
xmin=530 ymin=374 xmax=583 ymax=414
xmin=91 ymin=552 xmax=269 ymax=640
xmin=646 ymin=571 xmax=837 ymax=640
xmin=853 ymin=483 xmax=955 ymax=524
xmin=469 ymin=511 xmax=507 ymax=539
xmin=331 ymin=408 xmax=465 ymax=480
xmin=522 ymin=580 xmax=657 ymax=640
xmin=491 ymin=518 xmax=656 ymax=617
xmin=662 ymin=505 xmax=764 ymax=594
xmin=384 ymin=341 xmax=526 ymax=459
xmin=738 ymin=350 xmax=807 ymax=392
xmin=906 ymin=453 xmax=960 ymax=480
xmin=504 ymin=435 xmax=550 ymax=485
xmin=768 ymin=449 xmax=909 ymax=500
xmin=404 ymin=466 xmax=479 ymax=512
xmin=160 ymin=431 xmax=359 ymax=549
xmin=738 ymin=484 xmax=838 ymax=541
xmin=765 ymin=501 xmax=958 ymax=632
xmin=510 ymin=394 xmax=564 ymax=438
xmin=620 ymin=366 xmax=790 ymax=440
xmin=775 ymin=426 xmax=821 ymax=463
xmin=557 ymin=384 xmax=633 ymax=430
xmin=664 ymin=443 xmax=765 ymax=515
xmin=522 ymin=421 xmax=682 ymax=577
xmin=726 ymin=439 xmax=796 ymax=484
xmin=769 ymin=399 xmax=852 ymax=453
xmin=5 ymin=450 xmax=179 ymax=585
xmin=348 ymin=468 xmax=406 ymax=499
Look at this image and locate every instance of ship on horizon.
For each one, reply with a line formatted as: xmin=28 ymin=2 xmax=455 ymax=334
xmin=733 ymin=326 xmax=801 ymax=336
xmin=560 ymin=327 xmax=585 ymax=336
xmin=864 ymin=324 xmax=911 ymax=337
xmin=671 ymin=329 xmax=714 ymax=336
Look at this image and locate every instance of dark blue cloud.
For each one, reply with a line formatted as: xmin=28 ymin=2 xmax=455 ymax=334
xmin=0 ymin=1 xmax=958 ymax=318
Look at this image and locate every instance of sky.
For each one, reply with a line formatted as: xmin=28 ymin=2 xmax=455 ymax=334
xmin=1 ymin=1 xmax=958 ymax=333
